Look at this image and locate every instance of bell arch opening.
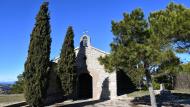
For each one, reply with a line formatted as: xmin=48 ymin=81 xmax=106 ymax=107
xmin=78 ymin=73 xmax=93 ymax=99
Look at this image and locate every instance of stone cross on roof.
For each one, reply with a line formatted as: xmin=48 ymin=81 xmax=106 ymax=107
xmin=83 ymin=31 xmax=88 ymax=35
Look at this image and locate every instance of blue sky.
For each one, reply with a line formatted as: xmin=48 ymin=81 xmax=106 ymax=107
xmin=0 ymin=0 xmax=190 ymax=82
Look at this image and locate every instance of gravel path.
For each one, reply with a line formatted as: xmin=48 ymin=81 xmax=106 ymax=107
xmin=49 ymin=98 xmax=135 ymax=107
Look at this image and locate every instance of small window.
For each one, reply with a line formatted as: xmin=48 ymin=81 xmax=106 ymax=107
xmin=83 ymin=36 xmax=88 ymax=47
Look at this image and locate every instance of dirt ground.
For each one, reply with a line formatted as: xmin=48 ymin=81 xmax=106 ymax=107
xmin=1 ymin=90 xmax=190 ymax=107
xmin=0 ymin=94 xmax=25 ymax=107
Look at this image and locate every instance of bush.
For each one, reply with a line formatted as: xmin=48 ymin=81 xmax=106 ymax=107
xmin=152 ymin=80 xmax=160 ymax=90
xmin=11 ymin=74 xmax=24 ymax=94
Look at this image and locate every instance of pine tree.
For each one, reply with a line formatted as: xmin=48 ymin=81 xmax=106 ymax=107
xmin=58 ymin=26 xmax=76 ymax=98
xmin=24 ymin=2 xmax=51 ymax=106
xmin=99 ymin=8 xmax=179 ymax=107
xmin=99 ymin=9 xmax=157 ymax=107
xmin=99 ymin=2 xmax=190 ymax=106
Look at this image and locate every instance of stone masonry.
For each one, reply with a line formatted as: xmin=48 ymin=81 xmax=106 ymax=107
xmin=54 ymin=33 xmax=117 ymax=100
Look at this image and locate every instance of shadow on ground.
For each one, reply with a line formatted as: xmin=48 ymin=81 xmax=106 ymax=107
xmin=57 ymin=99 xmax=108 ymax=107
xmin=131 ymin=93 xmax=190 ymax=107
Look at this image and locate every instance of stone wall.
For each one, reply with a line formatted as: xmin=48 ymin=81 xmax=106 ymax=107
xmin=75 ymin=45 xmax=117 ymax=100
xmin=175 ymin=72 xmax=190 ymax=89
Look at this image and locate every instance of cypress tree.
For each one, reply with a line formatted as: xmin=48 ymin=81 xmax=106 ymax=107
xmin=58 ymin=26 xmax=76 ymax=98
xmin=24 ymin=2 xmax=51 ymax=106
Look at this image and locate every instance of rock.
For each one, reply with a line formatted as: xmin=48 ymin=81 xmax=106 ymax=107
xmin=160 ymin=89 xmax=171 ymax=96
xmin=160 ymin=90 xmax=179 ymax=102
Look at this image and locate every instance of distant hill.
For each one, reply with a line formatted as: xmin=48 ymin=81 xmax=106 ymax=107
xmin=0 ymin=85 xmax=11 ymax=90
xmin=0 ymin=82 xmax=14 ymax=94
xmin=0 ymin=81 xmax=15 ymax=85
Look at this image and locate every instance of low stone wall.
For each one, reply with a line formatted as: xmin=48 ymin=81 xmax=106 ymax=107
xmin=175 ymin=72 xmax=190 ymax=89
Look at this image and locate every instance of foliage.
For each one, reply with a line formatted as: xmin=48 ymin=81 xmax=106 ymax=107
xmin=99 ymin=8 xmax=170 ymax=83
xmin=11 ymin=74 xmax=24 ymax=94
xmin=100 ymin=8 xmax=154 ymax=75
xmin=99 ymin=8 xmax=160 ymax=106
xmin=153 ymin=63 xmax=190 ymax=90
xmin=23 ymin=2 xmax=51 ymax=106
xmin=149 ymin=3 xmax=190 ymax=90
xmin=58 ymin=26 xmax=76 ymax=97
xmin=153 ymin=74 xmax=175 ymax=90
xmin=149 ymin=2 xmax=190 ymax=52
xmin=152 ymin=50 xmax=181 ymax=78
xmin=181 ymin=63 xmax=190 ymax=73
xmin=152 ymin=80 xmax=160 ymax=90
xmin=99 ymin=3 xmax=190 ymax=106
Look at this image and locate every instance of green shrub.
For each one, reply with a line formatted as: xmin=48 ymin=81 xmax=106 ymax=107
xmin=11 ymin=74 xmax=24 ymax=94
xmin=152 ymin=80 xmax=160 ymax=90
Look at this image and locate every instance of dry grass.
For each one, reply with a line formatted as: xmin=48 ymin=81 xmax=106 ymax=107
xmin=127 ymin=90 xmax=149 ymax=98
xmin=0 ymin=94 xmax=25 ymax=103
xmin=171 ymin=89 xmax=190 ymax=94
xmin=127 ymin=89 xmax=190 ymax=98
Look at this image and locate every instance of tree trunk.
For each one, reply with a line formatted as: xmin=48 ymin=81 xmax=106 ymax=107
xmin=145 ymin=69 xmax=157 ymax=107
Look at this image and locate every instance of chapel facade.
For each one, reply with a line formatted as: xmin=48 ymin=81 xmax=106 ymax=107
xmin=74 ymin=34 xmax=117 ymax=99
xmin=52 ymin=33 xmax=133 ymax=100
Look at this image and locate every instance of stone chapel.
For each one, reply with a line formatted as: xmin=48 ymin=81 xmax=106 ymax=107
xmin=50 ymin=33 xmax=134 ymax=101
xmin=74 ymin=34 xmax=117 ymax=99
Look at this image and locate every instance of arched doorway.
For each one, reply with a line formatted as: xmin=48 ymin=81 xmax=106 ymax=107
xmin=78 ymin=73 xmax=92 ymax=99
xmin=117 ymin=70 xmax=136 ymax=96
